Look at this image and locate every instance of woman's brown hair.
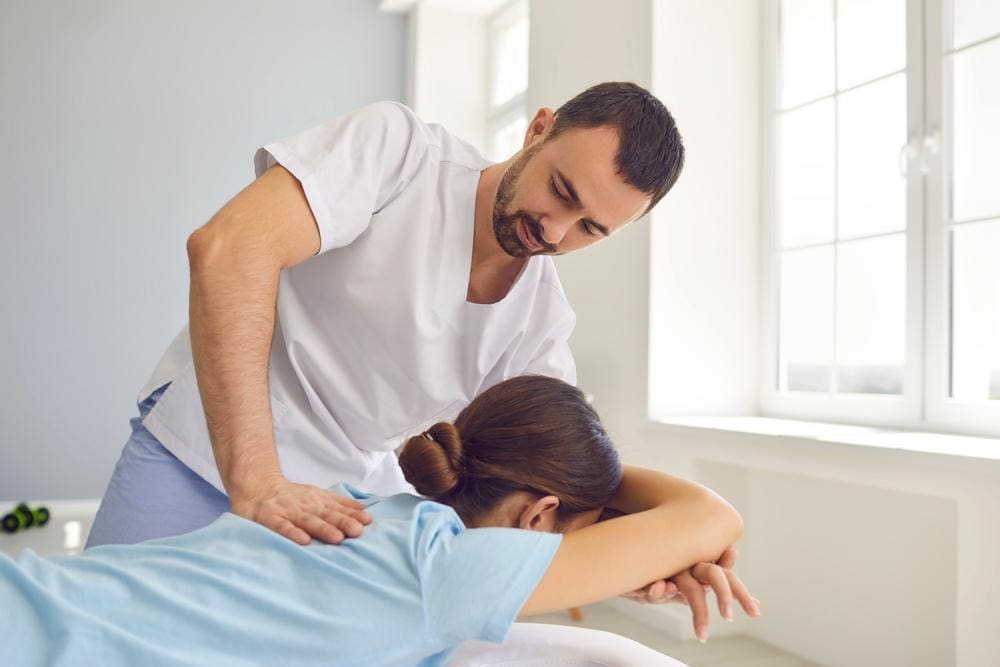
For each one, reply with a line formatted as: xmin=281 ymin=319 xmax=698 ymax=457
xmin=398 ymin=375 xmax=622 ymax=525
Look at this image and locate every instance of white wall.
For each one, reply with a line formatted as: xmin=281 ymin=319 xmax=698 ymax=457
xmin=649 ymin=0 xmax=761 ymax=418
xmin=527 ymin=0 xmax=655 ymax=449
xmin=0 ymin=0 xmax=406 ymax=499
xmin=407 ymin=3 xmax=487 ymax=151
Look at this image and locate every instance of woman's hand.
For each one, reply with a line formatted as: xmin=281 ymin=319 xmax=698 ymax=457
xmin=621 ymin=548 xmax=760 ymax=642
xmin=229 ymin=476 xmax=373 ymax=545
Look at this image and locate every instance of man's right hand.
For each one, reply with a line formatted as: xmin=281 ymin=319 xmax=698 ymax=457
xmin=229 ymin=476 xmax=373 ymax=545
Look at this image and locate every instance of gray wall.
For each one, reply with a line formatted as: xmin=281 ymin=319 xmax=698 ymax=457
xmin=0 ymin=0 xmax=406 ymax=499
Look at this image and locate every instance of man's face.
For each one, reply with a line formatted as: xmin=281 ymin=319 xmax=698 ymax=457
xmin=492 ymin=125 xmax=651 ymax=258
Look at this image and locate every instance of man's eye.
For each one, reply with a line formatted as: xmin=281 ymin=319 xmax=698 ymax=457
xmin=580 ymin=221 xmax=597 ymax=237
xmin=550 ymin=179 xmax=568 ymax=202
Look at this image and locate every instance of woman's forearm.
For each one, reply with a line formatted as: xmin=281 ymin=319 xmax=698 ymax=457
xmin=609 ymin=465 xmax=727 ymax=516
xmin=520 ymin=466 xmax=744 ymax=616
xmin=610 ymin=465 xmax=744 ymax=567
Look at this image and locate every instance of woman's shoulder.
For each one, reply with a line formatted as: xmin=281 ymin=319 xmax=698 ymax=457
xmin=329 ymin=485 xmax=466 ymax=536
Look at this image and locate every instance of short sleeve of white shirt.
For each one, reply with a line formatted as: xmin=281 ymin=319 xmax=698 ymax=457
xmin=522 ymin=298 xmax=577 ymax=385
xmin=253 ymin=101 xmax=430 ymax=255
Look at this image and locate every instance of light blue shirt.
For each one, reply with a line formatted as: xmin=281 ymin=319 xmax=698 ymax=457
xmin=0 ymin=485 xmax=562 ymax=666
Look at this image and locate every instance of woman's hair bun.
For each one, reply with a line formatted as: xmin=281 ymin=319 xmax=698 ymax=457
xmin=398 ymin=422 xmax=465 ymax=499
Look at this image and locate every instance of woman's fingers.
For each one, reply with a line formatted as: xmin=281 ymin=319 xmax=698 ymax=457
xmin=715 ymin=547 xmax=739 ymax=570
xmin=724 ymin=568 xmax=761 ymax=617
xmin=674 ymin=570 xmax=710 ymax=642
xmin=695 ymin=563 xmax=735 ymax=621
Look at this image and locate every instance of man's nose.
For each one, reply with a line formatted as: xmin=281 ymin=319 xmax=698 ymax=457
xmin=539 ymin=215 xmax=574 ymax=245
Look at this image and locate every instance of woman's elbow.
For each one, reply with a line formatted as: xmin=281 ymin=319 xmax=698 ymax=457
xmin=723 ymin=504 xmax=745 ymax=545
xmin=699 ymin=493 xmax=745 ymax=553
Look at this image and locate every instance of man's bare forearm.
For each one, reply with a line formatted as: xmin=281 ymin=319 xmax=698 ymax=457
xmin=187 ymin=225 xmax=284 ymax=499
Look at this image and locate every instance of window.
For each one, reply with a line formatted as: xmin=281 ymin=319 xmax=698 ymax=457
xmin=762 ymin=0 xmax=1000 ymax=436
xmin=486 ymin=0 xmax=529 ymax=161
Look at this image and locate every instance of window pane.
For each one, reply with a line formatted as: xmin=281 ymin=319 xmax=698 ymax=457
xmin=489 ymin=114 xmax=527 ymax=162
xmin=779 ymin=99 xmax=835 ymax=248
xmin=951 ymin=221 xmax=1000 ymax=401
xmin=780 ymin=0 xmax=835 ymax=108
xmin=838 ymin=74 xmax=907 ymax=240
xmin=837 ymin=0 xmax=906 ymax=89
xmin=953 ymin=0 xmax=1000 ymax=49
xmin=836 ymin=235 xmax=906 ymax=394
xmin=490 ymin=1 xmax=528 ymax=108
xmin=780 ymin=246 xmax=835 ymax=391
xmin=951 ymin=38 xmax=1000 ymax=222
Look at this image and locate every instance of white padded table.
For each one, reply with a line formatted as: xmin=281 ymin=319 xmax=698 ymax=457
xmin=447 ymin=622 xmax=689 ymax=666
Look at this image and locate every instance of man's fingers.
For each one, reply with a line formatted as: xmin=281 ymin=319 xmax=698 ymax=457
xmin=235 ymin=479 xmax=372 ymax=545
xmin=332 ymin=496 xmax=369 ymax=512
xmin=674 ymin=571 xmax=709 ymax=642
xmin=270 ymin=516 xmax=311 ymax=545
xmin=299 ymin=513 xmax=347 ymax=545
xmin=323 ymin=495 xmax=372 ymax=525
xmin=320 ymin=507 xmax=366 ymax=538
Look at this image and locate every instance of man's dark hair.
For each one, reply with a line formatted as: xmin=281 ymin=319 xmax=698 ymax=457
xmin=548 ymin=81 xmax=685 ymax=214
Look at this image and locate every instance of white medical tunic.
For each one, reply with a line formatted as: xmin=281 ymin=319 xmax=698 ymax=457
xmin=139 ymin=102 xmax=577 ymax=496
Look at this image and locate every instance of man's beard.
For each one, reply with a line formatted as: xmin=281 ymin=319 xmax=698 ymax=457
xmin=491 ymin=144 xmax=555 ymax=258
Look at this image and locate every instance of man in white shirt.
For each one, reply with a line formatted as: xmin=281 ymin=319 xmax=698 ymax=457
xmin=86 ymin=81 xmax=685 ymax=549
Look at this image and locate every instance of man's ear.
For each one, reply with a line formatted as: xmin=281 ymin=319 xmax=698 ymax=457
xmin=523 ymin=107 xmax=556 ymax=148
xmin=518 ymin=495 xmax=561 ymax=531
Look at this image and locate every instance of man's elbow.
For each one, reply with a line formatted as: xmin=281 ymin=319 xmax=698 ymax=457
xmin=186 ymin=221 xmax=262 ymax=270
xmin=186 ymin=225 xmax=212 ymax=264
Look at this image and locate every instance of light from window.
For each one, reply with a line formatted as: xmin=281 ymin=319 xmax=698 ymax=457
xmin=776 ymin=0 xmax=908 ymax=396
xmin=953 ymin=0 xmax=1000 ymax=48
xmin=490 ymin=1 xmax=528 ymax=108
xmin=837 ymin=74 xmax=907 ymax=239
xmin=487 ymin=0 xmax=529 ymax=163
xmin=836 ymin=235 xmax=906 ymax=394
xmin=780 ymin=246 xmax=834 ymax=392
xmin=836 ymin=0 xmax=906 ymax=90
xmin=779 ymin=0 xmax=834 ymax=108
xmin=951 ymin=223 xmax=1000 ymax=401
xmin=951 ymin=38 xmax=1000 ymax=222
xmin=491 ymin=114 xmax=528 ymax=163
xmin=778 ymin=99 xmax=835 ymax=248
xmin=948 ymin=7 xmax=1000 ymax=403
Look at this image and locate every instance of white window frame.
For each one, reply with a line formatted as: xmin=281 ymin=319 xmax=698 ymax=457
xmin=485 ymin=0 xmax=529 ymax=161
xmin=759 ymin=0 xmax=1000 ymax=438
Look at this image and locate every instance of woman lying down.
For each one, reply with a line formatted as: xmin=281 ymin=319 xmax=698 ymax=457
xmin=1 ymin=376 xmax=758 ymax=666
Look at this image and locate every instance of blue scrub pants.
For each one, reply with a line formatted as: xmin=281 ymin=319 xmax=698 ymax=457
xmin=85 ymin=385 xmax=231 ymax=549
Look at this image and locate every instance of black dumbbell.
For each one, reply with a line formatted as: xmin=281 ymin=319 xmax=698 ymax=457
xmin=1 ymin=503 xmax=50 ymax=534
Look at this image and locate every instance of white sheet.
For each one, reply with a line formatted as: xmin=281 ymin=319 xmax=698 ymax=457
xmin=446 ymin=622 xmax=689 ymax=667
